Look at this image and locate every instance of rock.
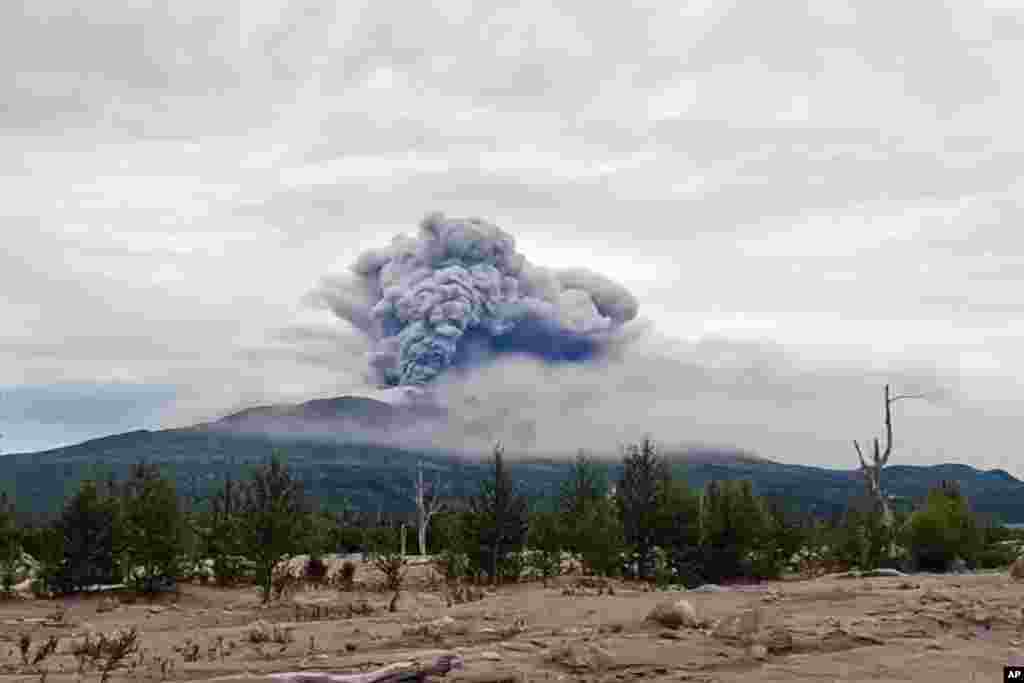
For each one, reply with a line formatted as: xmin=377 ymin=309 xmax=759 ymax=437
xmin=761 ymin=626 xmax=794 ymax=654
xmin=479 ymin=651 xmax=502 ymax=661
xmin=148 ymin=606 xmax=165 ymax=614
xmin=690 ymin=584 xmax=725 ymax=592
xmin=1010 ymin=556 xmax=1024 ymax=581
xmin=861 ymin=568 xmax=907 ymax=578
xmin=646 ymin=599 xmax=699 ymax=629
xmin=96 ymin=597 xmax=119 ymax=613
xmin=749 ymin=644 xmax=768 ymax=660
xmin=920 ymin=589 xmax=954 ymax=604
xmin=659 ymin=630 xmax=684 ymax=640
xmin=950 ymin=557 xmax=968 ymax=574
xmin=547 ymin=642 xmax=614 ymax=673
xmin=713 ymin=607 xmax=764 ymax=643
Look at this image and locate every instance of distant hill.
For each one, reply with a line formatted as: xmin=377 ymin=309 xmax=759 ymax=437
xmin=4 ymin=395 xmax=1024 ymax=523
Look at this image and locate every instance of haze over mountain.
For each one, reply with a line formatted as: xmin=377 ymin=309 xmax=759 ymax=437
xmin=4 ymin=394 xmax=1024 ymax=525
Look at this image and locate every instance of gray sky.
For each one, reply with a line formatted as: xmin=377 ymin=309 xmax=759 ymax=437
xmin=2 ymin=1 xmax=1022 ymax=475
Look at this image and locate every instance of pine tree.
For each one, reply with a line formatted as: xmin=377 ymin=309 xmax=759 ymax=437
xmin=119 ymin=462 xmax=184 ymax=593
xmin=55 ymin=480 xmax=120 ymax=592
xmin=559 ymin=451 xmax=608 ymax=519
xmin=652 ymin=478 xmax=701 ymax=586
xmin=238 ymin=452 xmax=311 ymax=603
xmin=205 ymin=473 xmax=247 ymax=585
xmin=616 ymin=437 xmax=670 ymax=580
xmin=700 ymin=479 xmax=767 ymax=582
xmin=0 ymin=492 xmax=21 ymax=593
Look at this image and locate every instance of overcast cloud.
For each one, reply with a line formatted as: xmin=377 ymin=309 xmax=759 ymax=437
xmin=1 ymin=1 xmax=1022 ymax=475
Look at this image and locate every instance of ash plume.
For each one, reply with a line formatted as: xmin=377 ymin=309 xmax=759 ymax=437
xmin=310 ymin=212 xmax=640 ymax=387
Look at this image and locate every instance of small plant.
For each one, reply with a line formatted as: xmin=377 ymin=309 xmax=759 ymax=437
xmin=14 ymin=633 xmax=58 ymax=683
xmin=373 ymin=552 xmax=407 ymax=592
xmin=173 ymin=638 xmax=200 ymax=663
xmin=335 ymin=560 xmax=357 ymax=591
xmin=368 ymin=550 xmax=407 ymax=612
xmin=72 ymin=627 xmax=140 ymax=683
xmin=271 ymin=565 xmax=299 ymax=601
xmin=18 ymin=632 xmax=31 ymax=665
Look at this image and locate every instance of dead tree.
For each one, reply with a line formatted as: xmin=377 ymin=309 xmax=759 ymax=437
xmin=852 ymin=384 xmax=929 ymax=527
xmin=412 ymin=460 xmax=447 ymax=556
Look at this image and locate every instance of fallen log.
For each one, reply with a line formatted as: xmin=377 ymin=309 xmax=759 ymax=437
xmin=268 ymin=654 xmax=464 ymax=683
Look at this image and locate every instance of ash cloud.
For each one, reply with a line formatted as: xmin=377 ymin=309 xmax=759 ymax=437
xmin=310 ymin=212 xmax=640 ymax=387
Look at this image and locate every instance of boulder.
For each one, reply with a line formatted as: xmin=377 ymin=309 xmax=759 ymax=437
xmin=96 ymin=596 xmax=120 ymax=613
xmin=860 ymin=568 xmax=907 ymax=578
xmin=712 ymin=607 xmax=763 ymax=643
xmin=645 ymin=599 xmax=699 ymax=629
xmin=712 ymin=607 xmax=793 ymax=654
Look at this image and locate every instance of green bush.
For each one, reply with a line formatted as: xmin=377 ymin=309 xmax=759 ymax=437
xmin=975 ymin=545 xmax=1018 ymax=569
xmin=901 ymin=484 xmax=982 ymax=572
xmin=212 ymin=555 xmax=253 ymax=586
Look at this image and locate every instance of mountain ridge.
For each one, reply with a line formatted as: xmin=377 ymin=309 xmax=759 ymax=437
xmin=3 ymin=394 xmax=1023 ymax=523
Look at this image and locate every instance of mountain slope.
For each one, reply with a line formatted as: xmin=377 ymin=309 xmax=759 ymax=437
xmin=3 ymin=395 xmax=1023 ymax=522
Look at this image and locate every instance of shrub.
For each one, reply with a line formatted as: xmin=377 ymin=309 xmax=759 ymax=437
xmin=975 ymin=545 xmax=1018 ymax=569
xmin=212 ymin=555 xmax=251 ymax=586
xmin=336 ymin=560 xmax=356 ymax=591
xmin=370 ymin=552 xmax=407 ymax=593
xmin=72 ymin=627 xmax=139 ymax=683
xmin=431 ymin=550 xmax=468 ymax=585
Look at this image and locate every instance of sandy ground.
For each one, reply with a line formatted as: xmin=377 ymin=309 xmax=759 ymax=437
xmin=1 ymin=563 xmax=1022 ymax=683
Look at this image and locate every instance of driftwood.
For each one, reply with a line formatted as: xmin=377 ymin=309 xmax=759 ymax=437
xmin=268 ymin=654 xmax=464 ymax=683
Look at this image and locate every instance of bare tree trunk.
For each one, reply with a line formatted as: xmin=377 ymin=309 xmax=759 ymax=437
xmin=412 ymin=460 xmax=446 ymax=556
xmin=853 ymin=384 xmax=930 ymax=530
